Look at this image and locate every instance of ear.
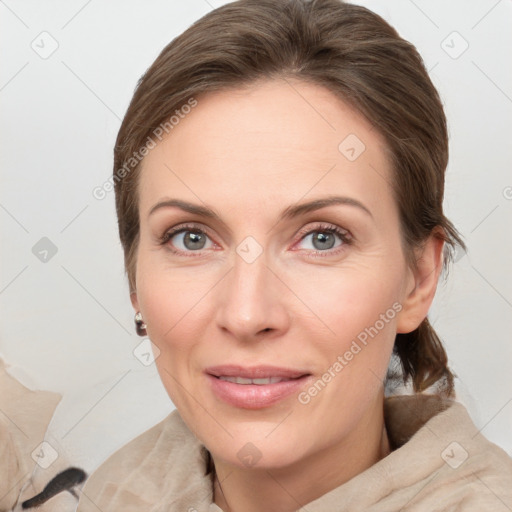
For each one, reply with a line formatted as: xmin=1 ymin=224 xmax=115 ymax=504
xmin=130 ymin=291 xmax=140 ymax=313
xmin=396 ymin=231 xmax=445 ymax=334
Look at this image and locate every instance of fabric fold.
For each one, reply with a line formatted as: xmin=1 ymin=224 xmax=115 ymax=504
xmin=0 ymin=357 xmax=62 ymax=511
xmin=77 ymin=394 xmax=512 ymax=511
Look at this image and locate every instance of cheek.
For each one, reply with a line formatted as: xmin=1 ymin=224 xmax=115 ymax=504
xmin=135 ymin=252 xmax=216 ymax=353
xmin=288 ymin=260 xmax=404 ymax=396
xmin=289 ymin=262 xmax=404 ymax=341
xmin=135 ymin=259 xmax=207 ymax=408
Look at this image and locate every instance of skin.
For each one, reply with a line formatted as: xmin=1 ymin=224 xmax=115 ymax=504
xmin=131 ymin=78 xmax=444 ymax=512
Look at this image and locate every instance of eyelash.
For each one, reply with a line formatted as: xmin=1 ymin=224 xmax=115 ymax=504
xmin=158 ymin=222 xmax=353 ymax=258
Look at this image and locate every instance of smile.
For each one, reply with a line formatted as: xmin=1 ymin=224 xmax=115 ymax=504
xmin=205 ymin=366 xmax=313 ymax=409
xmin=217 ymin=376 xmax=298 ymax=385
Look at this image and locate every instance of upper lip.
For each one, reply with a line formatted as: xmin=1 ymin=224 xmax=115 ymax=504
xmin=205 ymin=365 xmax=310 ymax=379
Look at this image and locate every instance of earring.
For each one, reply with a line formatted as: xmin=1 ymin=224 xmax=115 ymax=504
xmin=134 ymin=312 xmax=147 ymax=337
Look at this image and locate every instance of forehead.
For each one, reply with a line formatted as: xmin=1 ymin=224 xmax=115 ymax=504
xmin=138 ymin=79 xmax=395 ymax=221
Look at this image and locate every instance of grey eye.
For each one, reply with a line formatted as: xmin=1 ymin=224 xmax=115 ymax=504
xmin=299 ymin=231 xmax=343 ymax=251
xmin=172 ymin=230 xmax=212 ymax=251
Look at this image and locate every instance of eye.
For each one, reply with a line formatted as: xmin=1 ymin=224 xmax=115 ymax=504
xmin=159 ymin=223 xmax=215 ymax=256
xmin=294 ymin=223 xmax=352 ymax=257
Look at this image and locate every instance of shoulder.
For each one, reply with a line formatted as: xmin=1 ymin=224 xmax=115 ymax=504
xmin=383 ymin=394 xmax=512 ymax=509
xmin=77 ymin=409 xmax=201 ymax=511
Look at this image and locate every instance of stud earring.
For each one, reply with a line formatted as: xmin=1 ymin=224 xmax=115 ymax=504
xmin=134 ymin=312 xmax=147 ymax=337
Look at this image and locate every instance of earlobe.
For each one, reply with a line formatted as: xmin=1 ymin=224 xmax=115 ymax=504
xmin=395 ymin=233 xmax=445 ymax=334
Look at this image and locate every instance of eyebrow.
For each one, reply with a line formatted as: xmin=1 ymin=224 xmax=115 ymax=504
xmin=148 ymin=195 xmax=373 ymax=221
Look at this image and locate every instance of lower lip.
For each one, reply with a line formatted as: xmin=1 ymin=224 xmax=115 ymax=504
xmin=206 ymin=374 xmax=312 ymax=409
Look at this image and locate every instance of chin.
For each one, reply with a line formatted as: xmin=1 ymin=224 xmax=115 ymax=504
xmin=207 ymin=429 xmax=307 ymax=471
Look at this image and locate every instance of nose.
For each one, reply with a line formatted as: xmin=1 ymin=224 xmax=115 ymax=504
xmin=214 ymin=246 xmax=290 ymax=342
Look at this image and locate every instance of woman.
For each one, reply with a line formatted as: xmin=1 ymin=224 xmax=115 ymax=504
xmin=76 ymin=0 xmax=512 ymax=510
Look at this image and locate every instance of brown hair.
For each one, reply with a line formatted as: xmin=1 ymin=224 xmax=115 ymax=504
xmin=113 ymin=0 xmax=466 ymax=396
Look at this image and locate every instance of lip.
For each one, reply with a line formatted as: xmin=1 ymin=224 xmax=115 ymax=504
xmin=205 ymin=365 xmax=313 ymax=409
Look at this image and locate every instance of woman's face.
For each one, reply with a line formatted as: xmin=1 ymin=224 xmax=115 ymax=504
xmin=132 ymin=79 xmax=419 ymax=470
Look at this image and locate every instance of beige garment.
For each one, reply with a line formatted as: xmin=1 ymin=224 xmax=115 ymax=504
xmin=0 ymin=357 xmax=62 ymax=511
xmin=77 ymin=394 xmax=512 ymax=512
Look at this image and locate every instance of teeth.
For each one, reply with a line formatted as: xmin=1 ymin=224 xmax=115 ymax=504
xmin=218 ymin=376 xmax=289 ymax=385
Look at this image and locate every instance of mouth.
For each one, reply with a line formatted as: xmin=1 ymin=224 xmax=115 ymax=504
xmin=205 ymin=365 xmax=313 ymax=409
xmin=215 ymin=375 xmax=303 ymax=385
xmin=205 ymin=364 xmax=310 ymax=380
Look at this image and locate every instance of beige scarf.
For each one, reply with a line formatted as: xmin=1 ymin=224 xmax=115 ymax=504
xmin=76 ymin=393 xmax=512 ymax=511
xmin=0 ymin=357 xmax=66 ymax=511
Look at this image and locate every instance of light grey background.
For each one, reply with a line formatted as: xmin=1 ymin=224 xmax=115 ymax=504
xmin=1 ymin=0 xmax=511 ymax=474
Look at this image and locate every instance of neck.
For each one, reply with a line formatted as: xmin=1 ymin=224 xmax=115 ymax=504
xmin=213 ymin=394 xmax=390 ymax=512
